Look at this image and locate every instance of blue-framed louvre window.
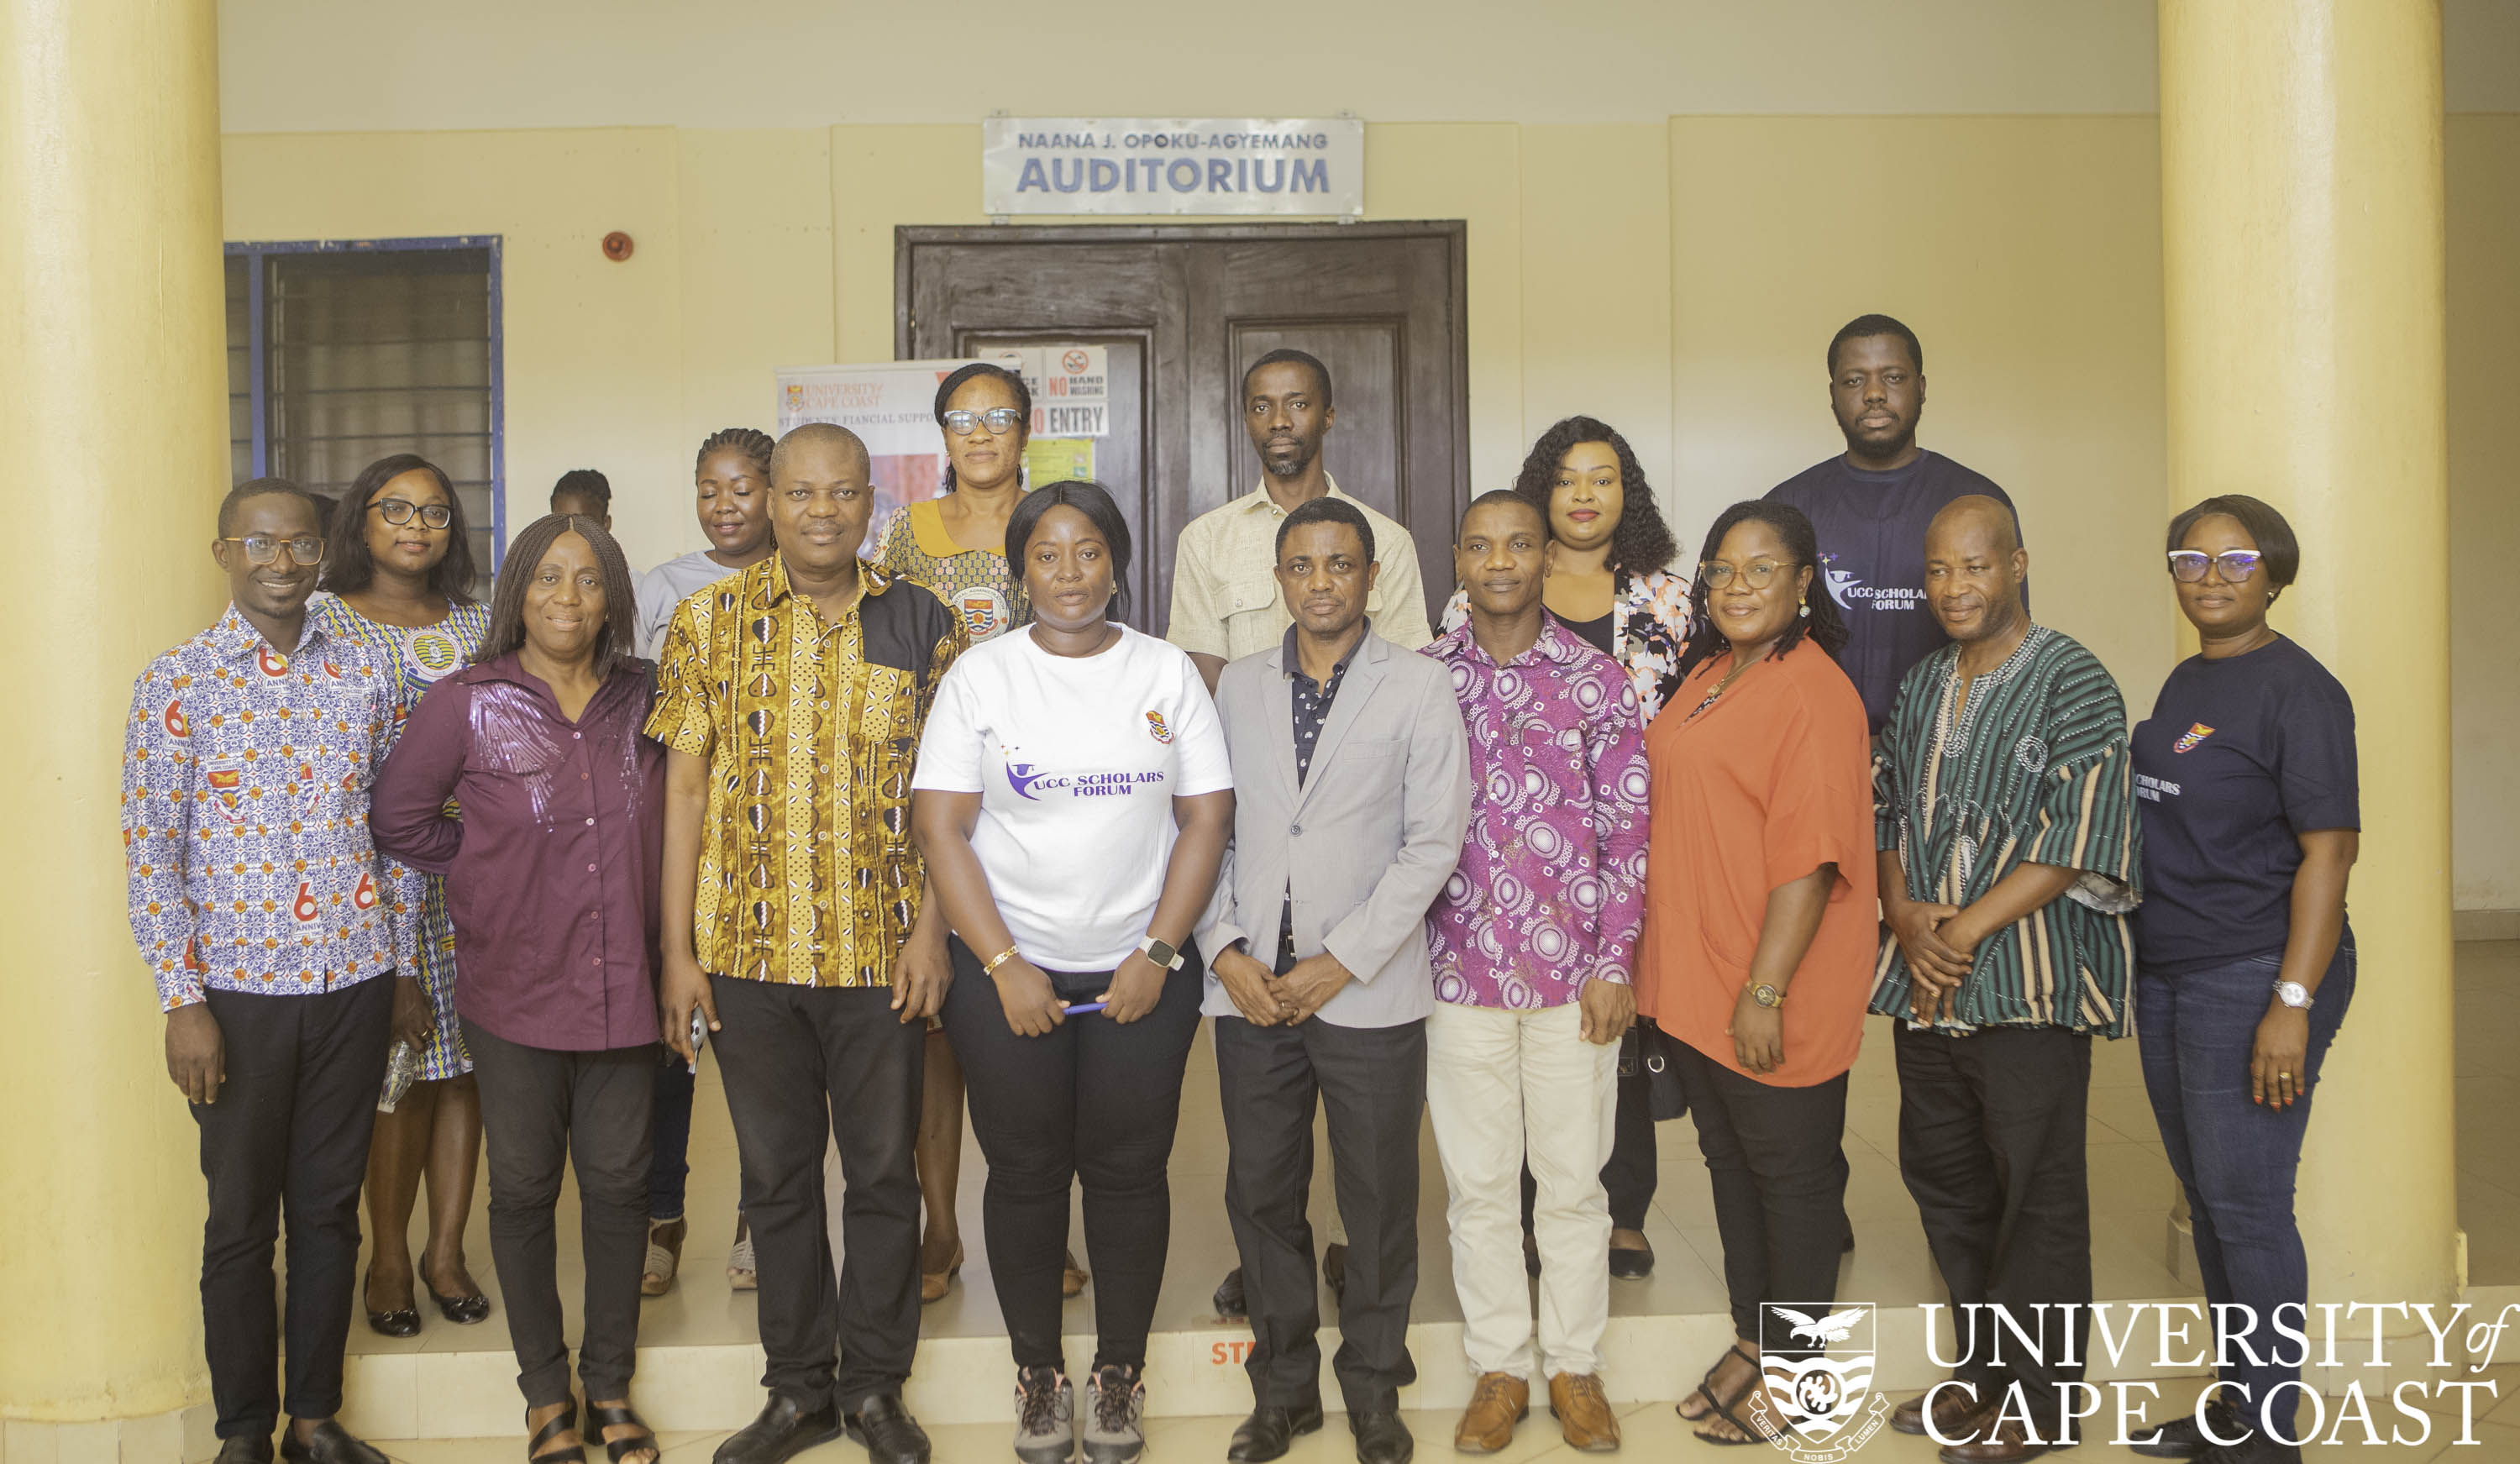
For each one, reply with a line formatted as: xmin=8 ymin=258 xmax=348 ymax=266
xmin=224 ymin=238 xmax=505 ymax=598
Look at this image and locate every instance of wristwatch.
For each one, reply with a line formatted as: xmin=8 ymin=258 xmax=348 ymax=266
xmin=1750 ymin=983 xmax=1785 ymax=1009
xmin=1139 ymin=936 xmax=1187 ymax=972
xmin=2273 ymin=979 xmax=2314 ymax=1010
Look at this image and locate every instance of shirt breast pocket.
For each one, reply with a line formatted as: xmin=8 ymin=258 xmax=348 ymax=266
xmin=1225 ymin=560 xmax=1281 ymax=619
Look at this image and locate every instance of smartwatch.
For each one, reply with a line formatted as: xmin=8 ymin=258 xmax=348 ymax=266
xmin=1139 ymin=936 xmax=1187 ymax=972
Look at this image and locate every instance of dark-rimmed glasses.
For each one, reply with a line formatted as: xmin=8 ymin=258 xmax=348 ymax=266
xmin=222 ymin=534 xmax=326 ymax=566
xmin=370 ymin=498 xmax=454 ymax=529
xmin=2166 ymin=549 xmax=2262 ymax=583
xmin=942 ymin=407 xmax=1025 ymax=437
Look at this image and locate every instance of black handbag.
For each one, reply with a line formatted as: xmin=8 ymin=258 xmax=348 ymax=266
xmin=1635 ymin=1017 xmax=1690 ymax=1122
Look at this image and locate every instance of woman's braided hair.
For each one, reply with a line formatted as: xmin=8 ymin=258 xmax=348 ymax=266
xmin=695 ymin=427 xmax=775 ymax=480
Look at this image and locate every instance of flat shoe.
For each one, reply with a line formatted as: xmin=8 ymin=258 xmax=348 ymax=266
xmin=364 ymin=1304 xmax=420 ymax=1337
xmin=1062 ymin=1247 xmax=1088 ymax=1298
xmin=920 ymin=1241 xmax=964 ymax=1304
xmin=1608 ymin=1240 xmax=1655 ymax=1279
xmin=429 ymin=1283 xmax=491 ymax=1325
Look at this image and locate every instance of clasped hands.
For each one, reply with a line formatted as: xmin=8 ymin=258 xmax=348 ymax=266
xmin=1887 ymin=895 xmax=1981 ymax=1024
xmin=1214 ymin=944 xmax=1351 ymax=1026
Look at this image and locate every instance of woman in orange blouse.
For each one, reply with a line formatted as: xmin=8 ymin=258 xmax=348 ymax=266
xmin=1639 ymin=501 xmax=1877 ymax=1446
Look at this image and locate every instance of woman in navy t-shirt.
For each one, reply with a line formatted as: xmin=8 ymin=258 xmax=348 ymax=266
xmin=2129 ymin=494 xmax=2358 ymax=1458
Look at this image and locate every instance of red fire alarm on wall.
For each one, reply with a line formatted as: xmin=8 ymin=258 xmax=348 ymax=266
xmin=601 ymin=232 xmax=634 ymax=261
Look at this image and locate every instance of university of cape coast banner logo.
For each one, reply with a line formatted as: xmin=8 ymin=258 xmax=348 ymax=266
xmin=1751 ymin=1303 xmax=1892 ymax=1461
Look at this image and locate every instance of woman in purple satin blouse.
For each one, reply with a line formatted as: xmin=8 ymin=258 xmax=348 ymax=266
xmin=372 ymin=515 xmax=666 ymax=1464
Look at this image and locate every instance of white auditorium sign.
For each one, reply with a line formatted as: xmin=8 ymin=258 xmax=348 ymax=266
xmin=981 ymin=117 xmax=1364 ymax=218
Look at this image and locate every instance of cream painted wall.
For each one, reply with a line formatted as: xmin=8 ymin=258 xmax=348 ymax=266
xmin=219 ymin=112 xmax=2519 ymax=904
xmin=2449 ymin=113 xmax=2520 ymax=912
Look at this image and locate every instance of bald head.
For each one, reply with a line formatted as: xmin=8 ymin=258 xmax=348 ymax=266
xmin=770 ymin=422 xmax=870 ymax=484
xmin=1922 ymin=494 xmax=2029 ymax=645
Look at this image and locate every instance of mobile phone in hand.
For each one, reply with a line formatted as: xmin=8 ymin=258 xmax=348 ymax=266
xmin=687 ymin=1009 xmax=707 ymax=1074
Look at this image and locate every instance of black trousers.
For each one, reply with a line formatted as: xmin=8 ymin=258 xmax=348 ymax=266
xmin=1895 ymin=1023 xmax=2094 ymax=1429
xmin=193 ymin=979 xmax=393 ymax=1439
xmin=940 ymin=936 xmax=1204 ymax=1374
xmin=464 ymin=1021 xmax=656 ymax=1409
xmin=1520 ymin=1062 xmax=1658 ymax=1232
xmin=1215 ymin=1015 xmax=1425 ymax=1413
xmin=711 ymin=976 xmax=925 ymax=1411
xmin=1674 ymin=1042 xmax=1851 ymax=1356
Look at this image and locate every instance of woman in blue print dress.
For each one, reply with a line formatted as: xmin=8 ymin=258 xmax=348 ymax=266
xmin=315 ymin=453 xmax=494 ymax=1335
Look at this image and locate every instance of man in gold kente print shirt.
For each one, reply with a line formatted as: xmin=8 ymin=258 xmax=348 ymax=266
xmin=649 ymin=423 xmax=965 ymax=1464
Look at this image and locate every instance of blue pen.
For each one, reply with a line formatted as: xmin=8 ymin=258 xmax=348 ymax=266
xmin=1063 ymin=1001 xmax=1108 ymax=1015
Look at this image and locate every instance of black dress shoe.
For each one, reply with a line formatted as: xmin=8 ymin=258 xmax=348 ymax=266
xmin=279 ymin=1420 xmax=386 ymax=1464
xmin=1213 ymin=1266 xmax=1248 ymax=1318
xmin=216 ymin=1433 xmax=275 ymax=1464
xmin=844 ymin=1393 xmax=931 ymax=1464
xmin=714 ymin=1395 xmax=843 ymax=1464
xmin=1323 ymin=1243 xmax=1347 ymax=1300
xmin=1226 ymin=1401 xmax=1324 ymax=1461
xmin=1350 ymin=1410 xmax=1413 ymax=1464
xmin=2133 ymin=1403 xmax=2243 ymax=1459
xmin=365 ymin=1298 xmax=421 ymax=1337
xmin=1607 ymin=1240 xmax=1655 ymax=1279
xmin=429 ymin=1283 xmax=492 ymax=1325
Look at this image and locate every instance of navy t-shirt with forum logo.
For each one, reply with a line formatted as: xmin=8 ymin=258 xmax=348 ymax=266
xmin=1766 ymin=450 xmax=2019 ymax=733
xmin=2131 ymin=635 xmax=2359 ymax=977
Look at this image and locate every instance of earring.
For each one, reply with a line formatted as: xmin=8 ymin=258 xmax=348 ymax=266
xmin=1798 ymin=601 xmax=1810 ymax=618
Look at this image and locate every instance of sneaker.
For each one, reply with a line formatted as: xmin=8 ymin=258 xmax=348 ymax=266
xmin=642 ymin=1217 xmax=686 ymax=1298
xmin=1081 ymin=1364 xmax=1145 ymax=1464
xmin=727 ymin=1212 xmax=758 ymax=1292
xmin=1012 ymin=1367 xmax=1074 ymax=1464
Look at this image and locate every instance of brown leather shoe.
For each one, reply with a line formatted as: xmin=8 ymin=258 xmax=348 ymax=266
xmin=1935 ymin=1414 xmax=2067 ymax=1464
xmin=1547 ymin=1373 xmax=1620 ymax=1453
xmin=1893 ymin=1381 xmax=1992 ymax=1437
xmin=1452 ymin=1372 xmax=1528 ymax=1455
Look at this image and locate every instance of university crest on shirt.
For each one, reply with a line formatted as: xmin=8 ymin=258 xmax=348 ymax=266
xmin=2174 ymin=722 xmax=2215 ymax=753
xmin=1145 ymin=711 xmax=1173 ymax=744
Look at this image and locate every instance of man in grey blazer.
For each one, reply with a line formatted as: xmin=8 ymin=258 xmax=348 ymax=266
xmin=1204 ymin=497 xmax=1472 ymax=1464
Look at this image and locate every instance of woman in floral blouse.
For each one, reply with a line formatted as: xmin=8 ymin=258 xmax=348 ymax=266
xmin=1438 ymin=414 xmax=1693 ymax=1278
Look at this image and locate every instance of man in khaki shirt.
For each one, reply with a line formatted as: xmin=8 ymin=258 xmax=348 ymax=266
xmin=1167 ymin=349 xmax=1431 ymax=691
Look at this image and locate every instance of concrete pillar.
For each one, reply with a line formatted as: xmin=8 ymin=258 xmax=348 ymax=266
xmin=0 ymin=0 xmax=229 ymax=1451
xmin=2159 ymin=0 xmax=2456 ymax=1383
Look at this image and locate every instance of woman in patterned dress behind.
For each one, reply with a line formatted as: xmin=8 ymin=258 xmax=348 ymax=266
xmin=316 ymin=452 xmax=494 ymax=1335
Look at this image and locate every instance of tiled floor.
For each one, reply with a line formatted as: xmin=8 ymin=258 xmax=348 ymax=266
xmin=349 ymin=942 xmax=2520 ymax=1459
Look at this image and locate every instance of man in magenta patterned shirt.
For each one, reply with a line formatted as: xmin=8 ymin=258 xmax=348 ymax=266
xmin=1421 ymin=491 xmax=1649 ymax=1456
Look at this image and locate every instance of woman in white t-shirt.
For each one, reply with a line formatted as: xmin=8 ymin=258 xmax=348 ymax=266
xmin=912 ymin=480 xmax=1234 ymax=1464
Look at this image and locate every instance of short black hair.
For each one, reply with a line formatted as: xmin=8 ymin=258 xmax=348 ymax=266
xmin=1275 ymin=496 xmax=1374 ymax=564
xmin=476 ymin=514 xmax=642 ymax=680
xmin=1827 ymin=313 xmax=1924 ymax=376
xmin=2166 ymin=494 xmax=2301 ymax=596
xmin=1459 ymin=487 xmax=1545 ymax=537
xmin=1511 ymin=415 xmax=1677 ymax=578
xmin=219 ymin=476 xmax=323 ymax=537
xmin=551 ymin=469 xmax=612 ymax=513
xmin=324 ymin=454 xmax=479 ymax=602
xmin=1242 ymin=349 xmax=1333 ymax=411
xmin=1006 ymin=480 xmax=1135 ymax=620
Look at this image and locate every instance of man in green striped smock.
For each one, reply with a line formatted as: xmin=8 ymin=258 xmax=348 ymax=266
xmin=1868 ymin=496 xmax=2139 ymax=1462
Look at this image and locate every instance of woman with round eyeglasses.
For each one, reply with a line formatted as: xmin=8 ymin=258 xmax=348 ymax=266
xmin=314 ymin=452 xmax=493 ymax=1337
xmin=869 ymin=360 xmax=1071 ymax=1305
xmin=2127 ymin=496 xmax=2358 ymax=1462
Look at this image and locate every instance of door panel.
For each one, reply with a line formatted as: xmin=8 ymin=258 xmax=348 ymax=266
xmin=901 ymin=223 xmax=1466 ymax=638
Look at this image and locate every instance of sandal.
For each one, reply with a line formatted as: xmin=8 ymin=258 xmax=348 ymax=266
xmin=1693 ymin=1358 xmax=1783 ymax=1448
xmin=584 ymin=1403 xmax=657 ymax=1464
xmin=527 ymin=1403 xmax=585 ymax=1464
xmin=1677 ymin=1342 xmax=1758 ymax=1422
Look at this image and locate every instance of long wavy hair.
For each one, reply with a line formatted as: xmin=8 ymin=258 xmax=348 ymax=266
xmin=1672 ymin=500 xmax=1849 ymax=680
xmin=474 ymin=513 xmax=641 ymax=680
xmin=1510 ymin=416 xmax=1677 ymax=580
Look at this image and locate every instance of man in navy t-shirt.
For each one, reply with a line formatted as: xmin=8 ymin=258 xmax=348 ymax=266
xmin=1766 ymin=313 xmax=2023 ymax=732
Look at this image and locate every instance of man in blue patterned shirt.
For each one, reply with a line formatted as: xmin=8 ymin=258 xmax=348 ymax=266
xmin=121 ymin=480 xmax=422 ymax=1464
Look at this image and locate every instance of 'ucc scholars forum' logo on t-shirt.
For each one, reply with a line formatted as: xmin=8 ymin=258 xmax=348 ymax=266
xmin=1005 ymin=759 xmax=1168 ymax=802
xmin=1820 ymin=554 xmax=1928 ymax=613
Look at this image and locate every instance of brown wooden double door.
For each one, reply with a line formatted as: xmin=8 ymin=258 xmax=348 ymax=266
xmin=897 ymin=223 xmax=1468 ymax=635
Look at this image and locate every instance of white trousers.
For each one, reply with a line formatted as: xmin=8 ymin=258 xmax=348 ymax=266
xmin=1425 ymin=998 xmax=1619 ymax=1380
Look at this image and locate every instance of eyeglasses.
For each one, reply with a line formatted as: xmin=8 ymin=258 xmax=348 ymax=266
xmin=1700 ymin=559 xmax=1792 ymax=590
xmin=222 ymin=534 xmax=326 ymax=566
xmin=942 ymin=407 xmax=1025 ymax=437
xmin=2166 ymin=549 xmax=2263 ymax=583
xmin=370 ymin=498 xmax=454 ymax=529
